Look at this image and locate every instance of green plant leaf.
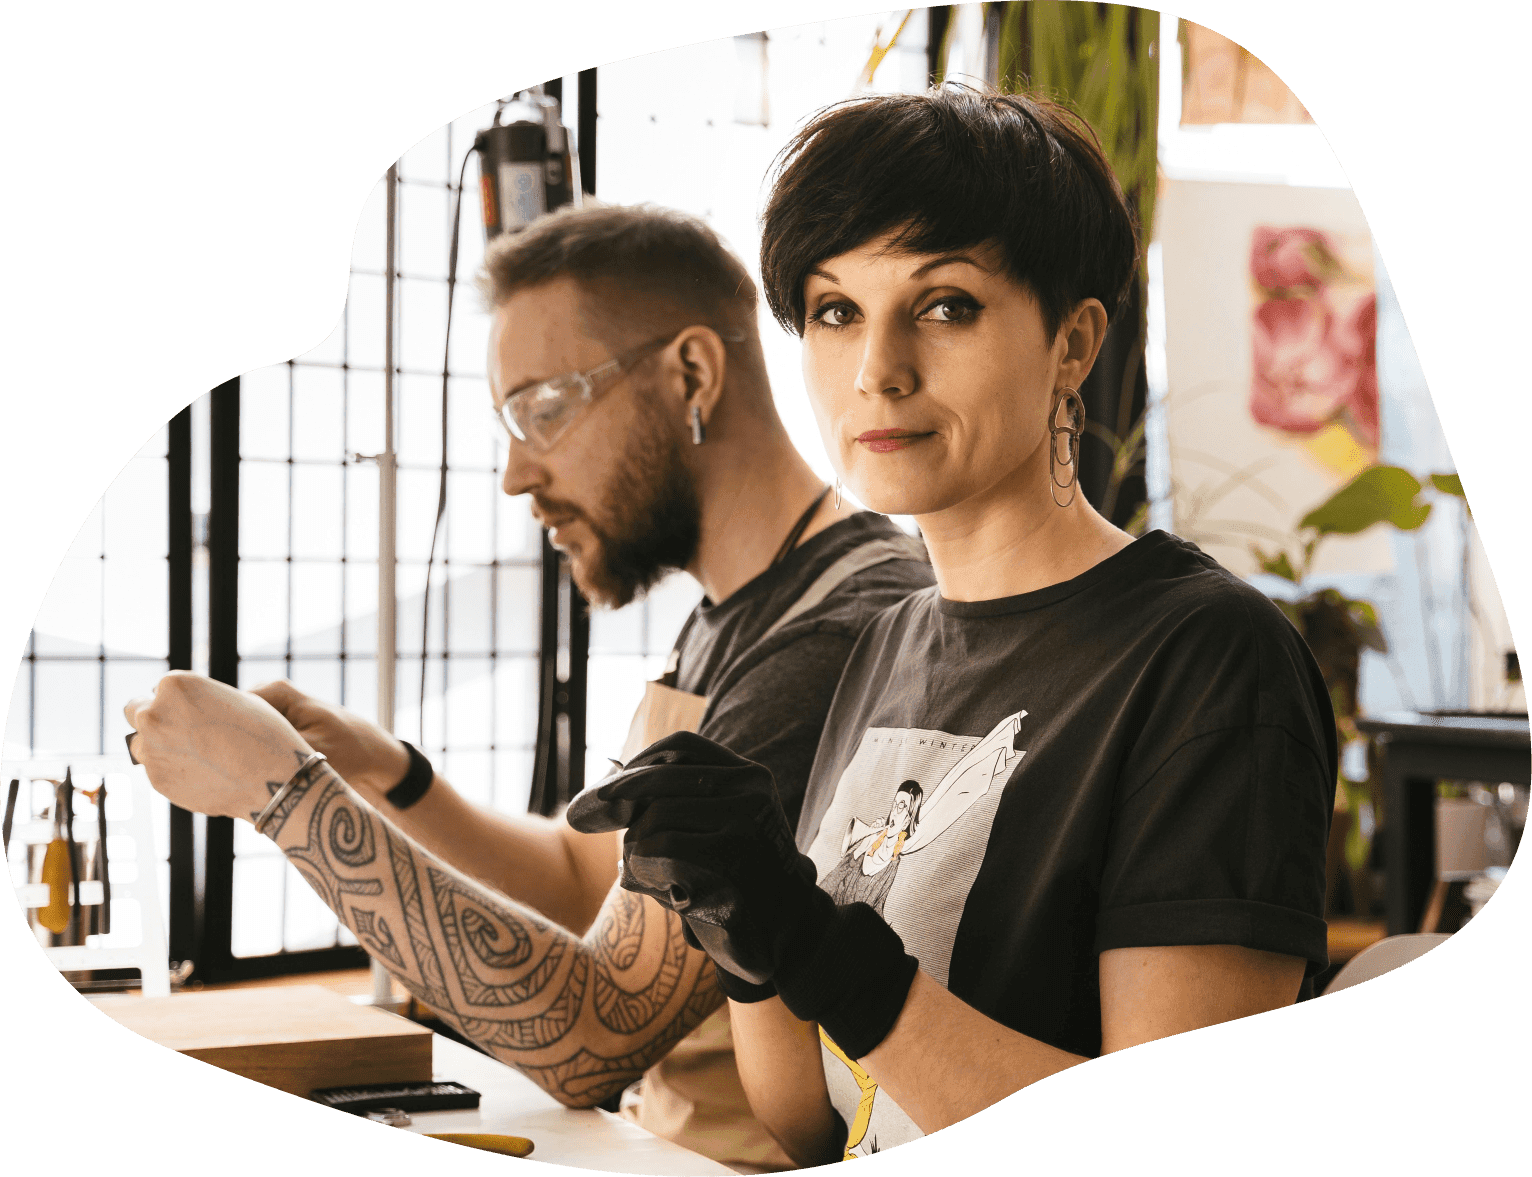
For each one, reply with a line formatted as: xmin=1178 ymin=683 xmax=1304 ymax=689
xmin=1251 ymin=545 xmax=1299 ymax=582
xmin=1429 ymin=472 xmax=1463 ymax=498
xmin=1348 ymin=606 xmax=1389 ymax=654
xmin=1299 ymin=465 xmax=1432 ymax=536
xmin=1343 ymin=779 xmax=1372 ymax=871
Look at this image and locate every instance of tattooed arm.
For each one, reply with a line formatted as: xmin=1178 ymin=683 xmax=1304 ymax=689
xmin=125 ymin=672 xmax=724 ymax=1107
xmin=247 ymin=679 xmax=620 ymax=935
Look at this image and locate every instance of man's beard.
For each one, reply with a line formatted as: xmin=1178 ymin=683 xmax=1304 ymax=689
xmin=540 ymin=408 xmax=702 ymax=609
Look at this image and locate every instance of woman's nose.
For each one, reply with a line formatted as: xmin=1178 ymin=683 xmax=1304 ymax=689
xmin=853 ymin=320 xmax=918 ymax=400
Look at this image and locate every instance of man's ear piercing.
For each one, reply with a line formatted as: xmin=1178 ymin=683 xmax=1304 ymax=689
xmin=690 ymin=405 xmax=706 ymax=446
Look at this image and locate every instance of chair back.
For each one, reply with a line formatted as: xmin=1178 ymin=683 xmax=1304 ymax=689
xmin=1323 ymin=932 xmax=1452 ymax=995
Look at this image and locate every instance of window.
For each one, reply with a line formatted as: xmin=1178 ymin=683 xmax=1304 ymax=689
xmin=10 ymin=12 xmax=935 ymax=983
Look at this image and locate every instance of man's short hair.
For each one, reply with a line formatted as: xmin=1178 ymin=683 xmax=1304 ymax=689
xmin=759 ymin=84 xmax=1139 ymax=342
xmin=477 ymin=202 xmax=759 ymax=344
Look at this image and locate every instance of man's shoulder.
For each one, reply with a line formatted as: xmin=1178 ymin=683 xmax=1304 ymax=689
xmin=774 ymin=515 xmax=935 ymax=638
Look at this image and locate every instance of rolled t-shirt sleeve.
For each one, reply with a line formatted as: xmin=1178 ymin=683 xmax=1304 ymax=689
xmin=1094 ymin=722 xmax=1333 ymax=975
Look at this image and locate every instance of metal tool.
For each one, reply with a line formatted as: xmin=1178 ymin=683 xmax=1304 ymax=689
xmin=2 ymin=778 xmax=18 ymax=857
xmin=62 ymin=768 xmax=82 ymax=941
xmin=78 ymin=783 xmax=111 ymax=936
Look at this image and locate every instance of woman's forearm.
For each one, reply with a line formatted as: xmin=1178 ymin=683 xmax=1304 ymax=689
xmin=859 ymin=970 xmax=1088 ymax=1133
xmin=861 ymin=948 xmax=1304 ymax=1133
xmin=730 ymin=997 xmax=844 ymax=1167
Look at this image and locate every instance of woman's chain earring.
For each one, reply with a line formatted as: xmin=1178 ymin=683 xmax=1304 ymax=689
xmin=1049 ymin=387 xmax=1084 ymax=509
xmin=833 ymin=479 xmax=842 ymax=510
xmin=690 ymin=405 xmax=706 ymax=446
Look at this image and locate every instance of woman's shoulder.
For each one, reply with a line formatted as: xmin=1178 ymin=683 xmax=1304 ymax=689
xmin=1129 ymin=533 xmax=1300 ymax=641
xmin=1125 ymin=535 xmax=1333 ymax=731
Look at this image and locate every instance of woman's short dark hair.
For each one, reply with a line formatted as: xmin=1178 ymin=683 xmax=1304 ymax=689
xmin=760 ymin=84 xmax=1139 ymax=341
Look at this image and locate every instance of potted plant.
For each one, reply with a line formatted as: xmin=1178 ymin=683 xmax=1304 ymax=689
xmin=1250 ymin=463 xmax=1465 ymax=915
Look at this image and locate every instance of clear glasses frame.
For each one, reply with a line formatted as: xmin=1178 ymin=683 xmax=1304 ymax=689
xmin=490 ymin=325 xmax=745 ymax=453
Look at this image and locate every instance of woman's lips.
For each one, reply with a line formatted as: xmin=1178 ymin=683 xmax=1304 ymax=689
xmin=855 ymin=429 xmax=932 ymax=453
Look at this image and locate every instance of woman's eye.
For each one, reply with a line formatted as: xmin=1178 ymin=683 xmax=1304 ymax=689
xmin=921 ymin=297 xmax=979 ymax=323
xmin=811 ymin=302 xmax=857 ymax=328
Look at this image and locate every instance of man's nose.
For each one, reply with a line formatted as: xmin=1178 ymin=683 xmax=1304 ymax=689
xmin=853 ymin=319 xmax=918 ymax=400
xmin=501 ymin=437 xmax=545 ymax=497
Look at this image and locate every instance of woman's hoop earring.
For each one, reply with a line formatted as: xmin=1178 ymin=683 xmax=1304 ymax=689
xmin=833 ymin=480 xmax=842 ymax=510
xmin=1049 ymin=387 xmax=1084 ymax=509
xmin=690 ymin=405 xmax=706 ymax=446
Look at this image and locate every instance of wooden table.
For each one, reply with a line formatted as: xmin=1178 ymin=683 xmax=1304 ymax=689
xmin=404 ymin=1035 xmax=735 ymax=1175
xmin=1356 ymin=711 xmax=1529 ymax=936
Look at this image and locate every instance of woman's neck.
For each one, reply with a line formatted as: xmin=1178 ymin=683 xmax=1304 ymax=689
xmin=915 ymin=459 xmax=1134 ymax=602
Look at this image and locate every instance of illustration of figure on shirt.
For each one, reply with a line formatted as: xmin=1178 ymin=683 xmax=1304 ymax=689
xmin=818 ymin=710 xmax=1028 ymax=917
xmin=820 ymin=779 xmax=923 ymax=914
xmin=812 ymin=709 xmax=1030 ymax=1158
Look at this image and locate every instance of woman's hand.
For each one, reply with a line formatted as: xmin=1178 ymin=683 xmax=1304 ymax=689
xmin=123 ymin=671 xmax=314 ymax=823
xmin=567 ymin=732 xmax=918 ymax=1059
xmin=248 ymin=679 xmax=409 ymax=803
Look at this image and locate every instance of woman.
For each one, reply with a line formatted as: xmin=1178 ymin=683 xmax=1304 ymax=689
xmin=568 ymin=85 xmax=1335 ymax=1165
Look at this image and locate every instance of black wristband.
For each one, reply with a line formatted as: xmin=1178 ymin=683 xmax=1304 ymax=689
xmin=385 ymin=741 xmax=434 ymax=810
xmin=776 ymin=900 xmax=919 ymax=1061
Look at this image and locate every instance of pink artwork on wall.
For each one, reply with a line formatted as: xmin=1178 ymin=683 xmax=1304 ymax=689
xmin=1250 ymin=226 xmax=1378 ymax=471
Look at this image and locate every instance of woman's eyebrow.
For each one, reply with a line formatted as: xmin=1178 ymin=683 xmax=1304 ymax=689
xmin=807 ymin=264 xmax=840 ymax=284
xmin=907 ymin=253 xmax=989 ymax=278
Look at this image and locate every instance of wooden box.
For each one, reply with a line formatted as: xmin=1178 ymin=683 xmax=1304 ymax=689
xmin=94 ymin=984 xmax=433 ymax=1096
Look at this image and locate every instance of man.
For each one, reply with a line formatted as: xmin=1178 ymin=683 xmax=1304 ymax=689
xmin=125 ymin=203 xmax=932 ymax=1172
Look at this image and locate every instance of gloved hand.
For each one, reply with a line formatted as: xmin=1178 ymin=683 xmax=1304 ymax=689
xmin=567 ymin=732 xmax=918 ymax=1059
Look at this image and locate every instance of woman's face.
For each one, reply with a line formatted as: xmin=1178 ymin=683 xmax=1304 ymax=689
xmin=800 ymin=232 xmax=1066 ymax=520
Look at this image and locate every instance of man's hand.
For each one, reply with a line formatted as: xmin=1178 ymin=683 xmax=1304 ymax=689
xmin=123 ymin=671 xmax=315 ymax=823
xmin=249 ymin=680 xmax=409 ymax=802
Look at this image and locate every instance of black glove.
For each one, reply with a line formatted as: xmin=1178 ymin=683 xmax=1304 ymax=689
xmin=567 ymin=732 xmax=918 ymax=1059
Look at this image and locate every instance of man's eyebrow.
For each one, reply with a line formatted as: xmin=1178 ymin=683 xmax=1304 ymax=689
xmin=501 ymin=374 xmax=551 ymax=400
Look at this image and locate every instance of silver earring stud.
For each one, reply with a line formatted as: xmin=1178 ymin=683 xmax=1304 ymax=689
xmin=690 ymin=405 xmax=705 ymax=446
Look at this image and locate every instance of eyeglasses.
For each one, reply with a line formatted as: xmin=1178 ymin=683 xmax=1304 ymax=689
xmin=490 ymin=325 xmax=746 ymax=454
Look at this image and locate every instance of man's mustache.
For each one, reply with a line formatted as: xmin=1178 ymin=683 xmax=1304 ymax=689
xmin=530 ymin=495 xmax=587 ymax=529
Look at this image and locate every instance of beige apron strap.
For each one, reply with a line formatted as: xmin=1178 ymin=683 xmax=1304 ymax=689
xmin=620 ymin=533 xmax=923 ymax=763
xmin=619 ymin=681 xmax=712 ymax=763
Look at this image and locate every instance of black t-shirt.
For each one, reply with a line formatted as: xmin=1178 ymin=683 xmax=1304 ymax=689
xmin=671 ymin=512 xmax=934 ymax=827
xmin=795 ymin=531 xmax=1336 ymax=1156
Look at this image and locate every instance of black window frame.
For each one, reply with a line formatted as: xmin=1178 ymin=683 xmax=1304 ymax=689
xmin=170 ymin=72 xmax=598 ymax=985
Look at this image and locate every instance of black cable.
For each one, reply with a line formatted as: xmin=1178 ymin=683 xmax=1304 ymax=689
xmin=419 ymin=145 xmax=475 ymax=744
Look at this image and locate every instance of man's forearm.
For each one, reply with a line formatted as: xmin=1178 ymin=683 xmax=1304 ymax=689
xmin=256 ymin=758 xmax=721 ymax=1106
xmin=371 ymin=774 xmax=616 ymax=934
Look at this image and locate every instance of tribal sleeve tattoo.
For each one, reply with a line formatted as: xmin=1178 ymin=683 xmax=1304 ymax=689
xmin=252 ymin=753 xmax=724 ymax=1106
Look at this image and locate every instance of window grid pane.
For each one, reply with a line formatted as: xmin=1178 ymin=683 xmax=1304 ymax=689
xmin=4 ymin=430 xmax=174 ymax=953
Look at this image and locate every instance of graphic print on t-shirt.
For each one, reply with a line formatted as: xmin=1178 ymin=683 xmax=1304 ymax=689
xmin=805 ymin=711 xmax=1027 ymax=1157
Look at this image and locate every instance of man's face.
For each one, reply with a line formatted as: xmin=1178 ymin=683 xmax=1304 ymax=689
xmin=489 ymin=278 xmax=701 ymax=609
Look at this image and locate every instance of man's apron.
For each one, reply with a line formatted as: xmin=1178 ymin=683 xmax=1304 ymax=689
xmin=615 ymin=535 xmax=920 ymax=1173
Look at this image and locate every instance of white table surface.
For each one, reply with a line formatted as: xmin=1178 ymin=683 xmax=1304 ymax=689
xmin=407 ymin=1035 xmax=736 ymax=1175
